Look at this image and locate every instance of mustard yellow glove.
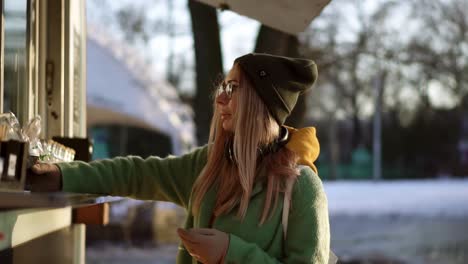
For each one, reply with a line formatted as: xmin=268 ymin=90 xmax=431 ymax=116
xmin=177 ymin=228 xmax=229 ymax=264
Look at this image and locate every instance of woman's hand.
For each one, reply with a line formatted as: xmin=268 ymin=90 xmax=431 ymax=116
xmin=26 ymin=163 xmax=62 ymax=192
xmin=177 ymin=228 xmax=229 ymax=264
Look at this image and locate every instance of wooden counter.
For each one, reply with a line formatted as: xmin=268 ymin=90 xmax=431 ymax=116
xmin=0 ymin=192 xmax=120 ymax=264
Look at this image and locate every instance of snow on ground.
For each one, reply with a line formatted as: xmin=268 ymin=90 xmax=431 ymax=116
xmin=323 ymin=178 xmax=468 ymax=217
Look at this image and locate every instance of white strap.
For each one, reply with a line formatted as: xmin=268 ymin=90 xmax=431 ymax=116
xmin=282 ymin=165 xmax=307 ymax=239
xmin=282 ymin=176 xmax=295 ymax=239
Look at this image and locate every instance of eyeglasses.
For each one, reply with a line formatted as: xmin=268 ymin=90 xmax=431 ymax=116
xmin=217 ymin=82 xmax=238 ymax=99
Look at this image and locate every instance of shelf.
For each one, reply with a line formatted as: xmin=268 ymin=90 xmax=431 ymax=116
xmin=0 ymin=191 xmax=121 ymax=209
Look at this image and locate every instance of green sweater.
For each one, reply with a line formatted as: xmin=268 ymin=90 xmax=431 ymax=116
xmin=59 ymin=145 xmax=330 ymax=263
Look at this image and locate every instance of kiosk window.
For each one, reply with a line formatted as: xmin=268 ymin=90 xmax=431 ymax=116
xmin=3 ymin=0 xmax=27 ymax=123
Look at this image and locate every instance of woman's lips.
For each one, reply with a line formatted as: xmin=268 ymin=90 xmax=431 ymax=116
xmin=220 ymin=113 xmax=231 ymax=120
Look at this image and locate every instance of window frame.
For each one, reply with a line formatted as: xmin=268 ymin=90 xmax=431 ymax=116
xmin=0 ymin=0 xmax=87 ymax=139
xmin=0 ymin=0 xmax=4 ymax=112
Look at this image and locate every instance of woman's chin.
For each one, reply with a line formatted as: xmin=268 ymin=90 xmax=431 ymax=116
xmin=222 ymin=121 xmax=233 ymax=132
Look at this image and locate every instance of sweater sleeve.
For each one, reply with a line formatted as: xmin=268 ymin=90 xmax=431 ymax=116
xmin=224 ymin=167 xmax=330 ymax=263
xmin=57 ymin=146 xmax=208 ymax=208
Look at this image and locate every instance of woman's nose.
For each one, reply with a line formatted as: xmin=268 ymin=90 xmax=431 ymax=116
xmin=216 ymin=91 xmax=229 ymax=105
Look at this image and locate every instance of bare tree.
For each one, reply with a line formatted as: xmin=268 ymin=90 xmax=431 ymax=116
xmin=407 ymin=0 xmax=468 ymax=109
xmin=188 ymin=0 xmax=223 ymax=144
xmin=303 ymin=1 xmax=401 ymax=149
xmin=304 ymin=6 xmax=370 ymax=149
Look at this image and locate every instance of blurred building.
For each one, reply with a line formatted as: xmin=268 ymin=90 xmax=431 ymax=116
xmin=86 ymin=25 xmax=196 ymax=159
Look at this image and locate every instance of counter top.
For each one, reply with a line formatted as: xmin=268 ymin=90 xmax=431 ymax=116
xmin=0 ymin=191 xmax=121 ymax=209
xmin=0 ymin=192 xmax=121 ymax=251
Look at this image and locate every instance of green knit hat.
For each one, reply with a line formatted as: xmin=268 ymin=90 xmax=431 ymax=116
xmin=234 ymin=53 xmax=318 ymax=125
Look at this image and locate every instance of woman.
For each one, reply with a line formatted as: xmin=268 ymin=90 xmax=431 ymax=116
xmin=29 ymin=53 xmax=330 ymax=263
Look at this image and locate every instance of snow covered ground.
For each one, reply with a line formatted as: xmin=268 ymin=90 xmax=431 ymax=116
xmin=324 ymin=178 xmax=468 ymax=264
xmin=324 ymin=178 xmax=468 ymax=218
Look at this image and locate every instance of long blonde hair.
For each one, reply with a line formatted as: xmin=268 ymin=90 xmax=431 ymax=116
xmin=191 ymin=64 xmax=299 ymax=225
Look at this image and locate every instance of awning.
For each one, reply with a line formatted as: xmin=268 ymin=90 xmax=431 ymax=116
xmin=196 ymin=0 xmax=331 ymax=34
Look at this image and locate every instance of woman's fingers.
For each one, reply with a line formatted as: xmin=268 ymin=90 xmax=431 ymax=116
xmin=177 ymin=228 xmax=200 ymax=244
xmin=190 ymin=228 xmax=216 ymax=236
xmin=27 ymin=163 xmax=62 ymax=192
xmin=31 ymin=163 xmax=55 ymax=174
xmin=178 ymin=228 xmax=228 ymax=264
xmin=188 ymin=252 xmax=201 ymax=260
xmin=178 ymin=229 xmax=204 ymax=261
